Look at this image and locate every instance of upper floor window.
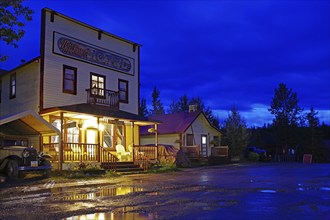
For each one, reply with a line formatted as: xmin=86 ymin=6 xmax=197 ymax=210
xmin=90 ymin=73 xmax=105 ymax=97
xmin=118 ymin=79 xmax=128 ymax=103
xmin=63 ymin=65 xmax=77 ymax=94
xmin=9 ymin=73 xmax=16 ymax=99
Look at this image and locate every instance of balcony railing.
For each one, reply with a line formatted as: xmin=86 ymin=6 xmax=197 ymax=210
xmin=86 ymin=88 xmax=119 ymax=109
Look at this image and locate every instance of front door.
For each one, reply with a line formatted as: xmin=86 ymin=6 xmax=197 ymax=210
xmin=201 ymin=135 xmax=207 ymax=157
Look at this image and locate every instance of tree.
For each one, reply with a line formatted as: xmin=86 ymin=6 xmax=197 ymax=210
xmin=139 ymin=97 xmax=149 ymax=117
xmin=0 ymin=0 xmax=34 ymax=61
xmin=168 ymin=94 xmax=189 ymax=113
xmin=222 ymin=105 xmax=249 ymax=158
xmin=168 ymin=95 xmax=220 ymax=128
xmin=268 ymin=83 xmax=303 ymax=151
xmin=151 ymin=86 xmax=164 ymax=115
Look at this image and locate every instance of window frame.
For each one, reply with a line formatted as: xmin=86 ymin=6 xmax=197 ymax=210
xmin=90 ymin=72 xmax=106 ymax=98
xmin=9 ymin=73 xmax=16 ymax=99
xmin=118 ymin=79 xmax=128 ymax=103
xmin=62 ymin=65 xmax=77 ymax=95
xmin=186 ymin=133 xmax=194 ymax=146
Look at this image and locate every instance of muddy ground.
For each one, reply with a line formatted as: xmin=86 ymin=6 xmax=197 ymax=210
xmin=0 ymin=163 xmax=329 ymax=220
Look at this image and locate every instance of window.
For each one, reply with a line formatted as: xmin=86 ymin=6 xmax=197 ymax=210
xmin=118 ymin=79 xmax=128 ymax=103
xmin=90 ymin=73 xmax=105 ymax=97
xmin=9 ymin=73 xmax=16 ymax=99
xmin=103 ymin=124 xmax=113 ymax=148
xmin=63 ymin=65 xmax=77 ymax=94
xmin=186 ymin=134 xmax=194 ymax=146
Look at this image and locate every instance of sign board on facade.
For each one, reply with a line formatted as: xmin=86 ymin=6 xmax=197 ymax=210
xmin=53 ymin=32 xmax=135 ymax=75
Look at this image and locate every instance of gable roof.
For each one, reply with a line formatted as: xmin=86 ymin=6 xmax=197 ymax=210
xmin=141 ymin=110 xmax=220 ymax=135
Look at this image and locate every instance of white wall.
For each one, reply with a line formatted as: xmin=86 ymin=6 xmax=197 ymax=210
xmin=140 ymin=133 xmax=181 ymax=149
xmin=42 ymin=9 xmax=140 ymax=114
xmin=0 ymin=61 xmax=40 ymax=118
xmin=184 ymin=114 xmax=221 ymax=157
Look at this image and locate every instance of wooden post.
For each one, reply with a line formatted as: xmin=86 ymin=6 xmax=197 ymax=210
xmin=97 ymin=117 xmax=101 ymax=162
xmin=59 ymin=112 xmax=64 ymax=171
xmin=155 ymin=124 xmax=158 ymax=160
xmin=131 ymin=121 xmax=135 ymax=163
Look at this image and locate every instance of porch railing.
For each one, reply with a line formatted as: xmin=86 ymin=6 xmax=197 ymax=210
xmin=133 ymin=145 xmax=158 ymax=170
xmin=86 ymin=88 xmax=119 ymax=109
xmin=101 ymin=149 xmax=118 ymax=171
xmin=43 ymin=143 xmax=99 ymax=162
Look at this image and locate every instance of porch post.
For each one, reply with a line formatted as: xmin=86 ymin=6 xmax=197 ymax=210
xmin=97 ymin=117 xmax=101 ymax=162
xmin=59 ymin=112 xmax=64 ymax=171
xmin=155 ymin=123 xmax=158 ymax=160
xmin=155 ymin=124 xmax=158 ymax=146
xmin=131 ymin=121 xmax=135 ymax=162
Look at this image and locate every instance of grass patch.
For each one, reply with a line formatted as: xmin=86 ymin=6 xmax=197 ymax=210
xmin=50 ymin=169 xmax=120 ymax=180
xmin=147 ymin=165 xmax=180 ymax=173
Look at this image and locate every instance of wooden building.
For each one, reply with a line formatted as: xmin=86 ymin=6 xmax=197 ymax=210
xmin=0 ymin=8 xmax=158 ymax=170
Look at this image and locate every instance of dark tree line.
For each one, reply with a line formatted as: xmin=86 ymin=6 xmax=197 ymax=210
xmin=140 ymin=83 xmax=330 ymax=162
xmin=251 ymin=83 xmax=330 ymax=163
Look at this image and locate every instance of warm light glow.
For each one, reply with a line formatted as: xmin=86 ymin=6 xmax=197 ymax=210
xmin=83 ymin=118 xmax=97 ymax=129
xmin=99 ymin=123 xmax=105 ymax=131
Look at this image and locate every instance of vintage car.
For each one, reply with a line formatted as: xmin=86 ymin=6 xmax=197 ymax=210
xmin=0 ymin=145 xmax=52 ymax=179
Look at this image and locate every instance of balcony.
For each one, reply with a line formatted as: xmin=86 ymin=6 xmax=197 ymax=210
xmin=86 ymin=88 xmax=119 ymax=109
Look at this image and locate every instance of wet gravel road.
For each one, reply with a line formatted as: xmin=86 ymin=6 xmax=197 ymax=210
xmin=0 ymin=163 xmax=329 ymax=220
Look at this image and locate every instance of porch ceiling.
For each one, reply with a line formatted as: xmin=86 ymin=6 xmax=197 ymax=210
xmin=40 ymin=103 xmax=159 ymax=125
xmin=0 ymin=110 xmax=60 ymax=136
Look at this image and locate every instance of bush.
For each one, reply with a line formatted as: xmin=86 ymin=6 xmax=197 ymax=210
xmin=248 ymin=152 xmax=260 ymax=161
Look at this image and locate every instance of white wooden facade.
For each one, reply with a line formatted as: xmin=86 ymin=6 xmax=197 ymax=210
xmin=41 ymin=8 xmax=140 ymax=113
xmin=0 ymin=59 xmax=40 ymax=117
xmin=141 ymin=112 xmax=222 ymax=157
xmin=0 ymin=8 xmax=156 ymax=170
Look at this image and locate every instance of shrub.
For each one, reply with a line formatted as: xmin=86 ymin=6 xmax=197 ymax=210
xmin=248 ymin=152 xmax=260 ymax=161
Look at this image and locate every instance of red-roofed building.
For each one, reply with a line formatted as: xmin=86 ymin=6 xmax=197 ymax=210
xmin=140 ymin=110 xmax=222 ymax=157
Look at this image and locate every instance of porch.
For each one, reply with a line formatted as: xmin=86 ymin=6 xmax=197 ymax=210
xmin=43 ymin=143 xmax=158 ymax=171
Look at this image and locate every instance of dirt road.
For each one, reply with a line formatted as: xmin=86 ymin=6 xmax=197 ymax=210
xmin=0 ymin=163 xmax=329 ymax=219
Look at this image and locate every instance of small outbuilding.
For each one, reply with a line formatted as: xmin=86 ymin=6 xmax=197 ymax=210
xmin=140 ymin=109 xmax=222 ymax=157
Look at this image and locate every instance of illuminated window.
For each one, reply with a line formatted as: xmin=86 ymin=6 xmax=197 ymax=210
xmin=186 ymin=134 xmax=194 ymax=146
xmin=51 ymin=119 xmax=61 ymax=143
xmin=67 ymin=126 xmax=79 ymax=143
xmin=9 ymin=73 xmax=16 ymax=99
xmin=118 ymin=79 xmax=128 ymax=103
xmin=103 ymin=124 xmax=113 ymax=148
xmin=90 ymin=73 xmax=105 ymax=97
xmin=63 ymin=65 xmax=77 ymax=94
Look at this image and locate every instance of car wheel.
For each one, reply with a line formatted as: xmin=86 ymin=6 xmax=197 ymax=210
xmin=6 ymin=160 xmax=19 ymax=179
xmin=42 ymin=160 xmax=51 ymax=178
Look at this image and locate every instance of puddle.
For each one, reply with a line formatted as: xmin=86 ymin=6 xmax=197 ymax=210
xmin=259 ymin=189 xmax=277 ymax=193
xmin=64 ymin=212 xmax=152 ymax=220
xmin=53 ymin=186 xmax=144 ymax=201
xmin=320 ymin=187 xmax=330 ymax=191
xmin=64 ymin=207 xmax=156 ymax=220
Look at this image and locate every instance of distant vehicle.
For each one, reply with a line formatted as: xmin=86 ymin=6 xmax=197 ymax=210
xmin=0 ymin=145 xmax=52 ymax=179
xmin=245 ymin=146 xmax=267 ymax=160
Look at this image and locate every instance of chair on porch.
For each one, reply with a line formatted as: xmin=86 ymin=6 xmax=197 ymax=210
xmin=116 ymin=144 xmax=131 ymax=161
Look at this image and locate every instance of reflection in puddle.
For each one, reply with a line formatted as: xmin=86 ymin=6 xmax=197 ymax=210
xmin=259 ymin=189 xmax=276 ymax=193
xmin=65 ymin=212 xmax=152 ymax=220
xmin=320 ymin=187 xmax=330 ymax=191
xmin=65 ymin=207 xmax=156 ymax=220
xmin=55 ymin=186 xmax=144 ymax=201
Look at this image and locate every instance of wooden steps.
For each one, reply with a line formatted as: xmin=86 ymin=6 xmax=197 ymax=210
xmin=101 ymin=162 xmax=144 ymax=173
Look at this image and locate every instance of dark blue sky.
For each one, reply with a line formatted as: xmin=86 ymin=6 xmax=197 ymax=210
xmin=1 ymin=0 xmax=329 ymax=127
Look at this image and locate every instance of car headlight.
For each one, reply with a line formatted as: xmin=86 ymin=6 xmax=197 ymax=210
xmin=22 ymin=150 xmax=29 ymax=158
